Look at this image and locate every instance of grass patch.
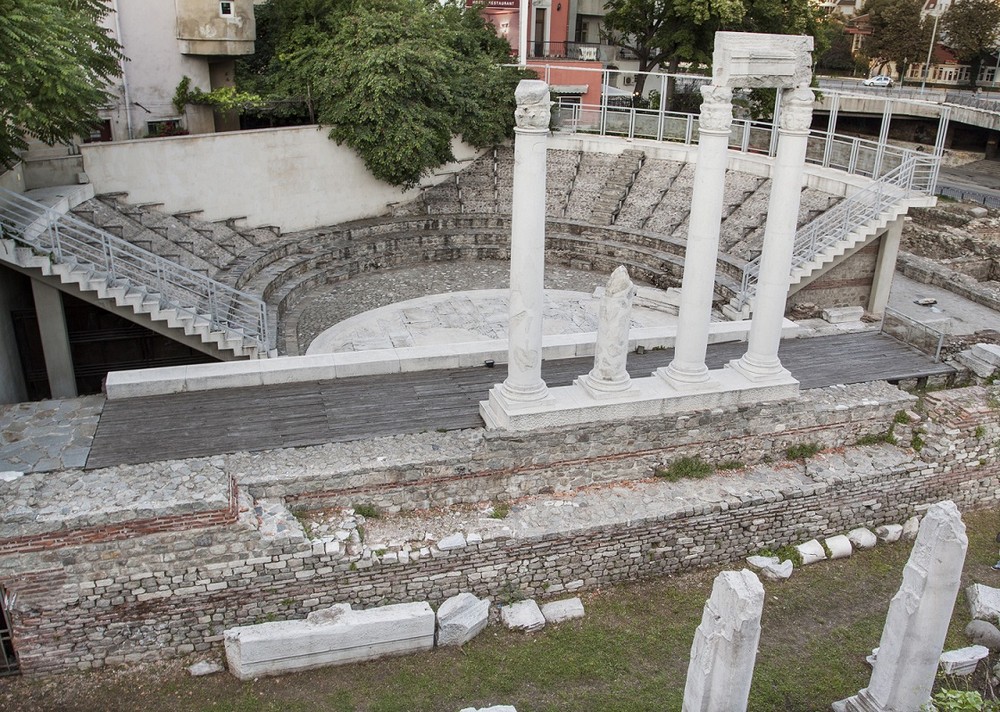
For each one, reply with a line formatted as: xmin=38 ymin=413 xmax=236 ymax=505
xmin=489 ymin=502 xmax=511 ymax=519
xmin=911 ymin=431 xmax=926 ymax=451
xmin=856 ymin=429 xmax=896 ymax=446
xmin=653 ymin=456 xmax=714 ymax=481
xmin=786 ymin=442 xmax=821 ymax=460
xmin=716 ymin=459 xmax=745 ymax=471
xmin=894 ymin=409 xmax=910 ymax=424
xmin=353 ymin=504 xmax=380 ymax=519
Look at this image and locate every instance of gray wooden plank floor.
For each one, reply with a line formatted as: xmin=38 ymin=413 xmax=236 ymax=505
xmin=86 ymin=332 xmax=953 ymax=469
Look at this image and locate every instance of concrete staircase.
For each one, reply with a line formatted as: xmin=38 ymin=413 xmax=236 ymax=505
xmin=591 ymin=149 xmax=645 ymax=226
xmin=0 ymin=187 xmax=269 ymax=360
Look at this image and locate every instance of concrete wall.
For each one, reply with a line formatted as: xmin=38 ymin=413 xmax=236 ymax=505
xmin=175 ymin=0 xmax=255 ymax=56
xmin=22 ymin=156 xmax=84 ymax=191
xmin=0 ymin=267 xmax=31 ymax=404
xmin=80 ymin=127 xmax=482 ymax=232
xmin=0 ymin=163 xmax=25 ymax=193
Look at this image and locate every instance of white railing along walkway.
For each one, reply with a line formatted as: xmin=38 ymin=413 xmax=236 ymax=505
xmin=0 ymin=187 xmax=270 ymax=354
xmin=737 ymin=157 xmax=921 ymax=308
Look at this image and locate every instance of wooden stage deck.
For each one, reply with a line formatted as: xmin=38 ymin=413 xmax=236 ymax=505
xmin=86 ymin=332 xmax=954 ymax=469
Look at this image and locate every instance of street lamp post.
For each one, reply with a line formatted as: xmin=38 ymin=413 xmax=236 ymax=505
xmin=921 ymin=10 xmax=941 ymax=92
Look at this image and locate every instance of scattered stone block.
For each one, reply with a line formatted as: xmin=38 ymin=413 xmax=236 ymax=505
xmin=972 ymin=343 xmax=1000 ymax=368
xmin=902 ymin=516 xmax=920 ymax=540
xmin=745 ymin=555 xmax=778 ymax=571
xmin=540 ymin=597 xmax=585 ymax=624
xmin=188 ymin=660 xmax=224 ymax=676
xmin=939 ymin=645 xmax=989 ymax=676
xmin=875 ymin=524 xmax=903 ymax=543
xmin=969 ymin=206 xmax=989 ymax=218
xmin=437 ymin=533 xmax=467 ymax=551
xmin=825 ymin=535 xmax=853 ymax=560
xmin=500 ymin=600 xmax=545 ymax=632
xmin=848 ymin=528 xmax=877 ymax=550
xmin=437 ymin=593 xmax=489 ymax=647
xmin=224 ymin=601 xmax=435 ymax=679
xmin=967 ymin=584 xmax=1000 ymax=621
xmin=759 ymin=560 xmax=793 ymax=581
xmin=795 ymin=539 xmax=827 ymax=565
xmin=822 ymin=306 xmax=864 ymax=324
xmin=965 ymin=620 xmax=1000 ymax=650
xmin=914 ymin=297 xmax=937 ymax=306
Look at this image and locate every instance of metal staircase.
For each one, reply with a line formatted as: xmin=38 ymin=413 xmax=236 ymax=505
xmin=724 ymin=157 xmax=932 ymax=319
xmin=0 ymin=187 xmax=270 ymax=359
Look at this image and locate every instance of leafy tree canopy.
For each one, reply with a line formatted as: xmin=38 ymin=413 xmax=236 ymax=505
xmin=940 ymin=0 xmax=1000 ymax=87
xmin=239 ymin=0 xmax=525 ymax=187
xmin=0 ymin=0 xmax=123 ymax=168
xmin=862 ymin=0 xmax=932 ymax=80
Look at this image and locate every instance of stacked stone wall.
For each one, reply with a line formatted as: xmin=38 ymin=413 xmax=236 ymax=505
xmin=2 ymin=384 xmax=998 ymax=676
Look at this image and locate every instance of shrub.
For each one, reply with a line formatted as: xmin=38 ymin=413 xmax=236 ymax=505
xmin=785 ymin=443 xmax=821 ymax=460
xmin=354 ymin=504 xmax=380 ymax=519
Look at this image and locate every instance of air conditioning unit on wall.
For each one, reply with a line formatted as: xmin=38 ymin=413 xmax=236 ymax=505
xmin=623 ymin=76 xmax=633 ymax=85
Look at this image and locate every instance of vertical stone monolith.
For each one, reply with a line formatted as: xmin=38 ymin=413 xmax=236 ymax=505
xmin=579 ymin=265 xmax=636 ymax=397
xmin=833 ymin=500 xmax=968 ymax=712
xmin=682 ymin=569 xmax=765 ymax=712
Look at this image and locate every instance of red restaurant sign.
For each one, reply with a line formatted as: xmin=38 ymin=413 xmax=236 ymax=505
xmin=466 ymin=0 xmax=519 ymax=8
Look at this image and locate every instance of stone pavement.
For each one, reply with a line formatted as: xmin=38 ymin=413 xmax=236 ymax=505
xmin=0 ymin=396 xmax=103 ymax=473
xmin=886 ymin=273 xmax=1000 ymax=335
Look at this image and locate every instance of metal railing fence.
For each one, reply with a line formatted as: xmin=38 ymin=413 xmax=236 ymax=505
xmin=0 ymin=188 xmax=269 ymax=354
xmin=880 ymin=306 xmax=945 ymax=362
xmin=736 ymin=157 xmax=920 ymax=308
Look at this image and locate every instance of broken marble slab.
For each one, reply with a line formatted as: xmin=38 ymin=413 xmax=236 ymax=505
xmin=760 ymin=560 xmax=793 ymax=581
xmin=875 ymin=524 xmax=903 ymax=543
xmin=224 ymin=602 xmax=435 ymax=679
xmin=188 ymin=660 xmax=224 ymax=676
xmin=939 ymin=645 xmax=989 ymax=676
xmin=501 ymin=600 xmax=545 ymax=632
xmin=540 ymin=597 xmax=585 ymax=624
xmin=848 ymin=528 xmax=877 ymax=550
xmin=967 ymin=584 xmax=1000 ymax=622
xmin=796 ymin=539 xmax=827 ymax=565
xmin=825 ymin=535 xmax=853 ymax=560
xmin=437 ymin=533 xmax=468 ymax=551
xmin=437 ymin=593 xmax=489 ymax=647
xmin=902 ymin=516 xmax=921 ymax=541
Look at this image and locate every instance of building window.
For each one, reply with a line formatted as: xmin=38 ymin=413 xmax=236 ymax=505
xmin=220 ymin=1 xmax=234 ymax=16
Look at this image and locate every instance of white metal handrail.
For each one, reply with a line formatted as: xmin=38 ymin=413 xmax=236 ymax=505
xmin=736 ymin=157 xmax=919 ymax=307
xmin=0 ymin=188 xmax=269 ymax=353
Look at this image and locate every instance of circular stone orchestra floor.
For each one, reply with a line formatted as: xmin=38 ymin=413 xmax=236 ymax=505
xmin=288 ymin=262 xmax=670 ymax=355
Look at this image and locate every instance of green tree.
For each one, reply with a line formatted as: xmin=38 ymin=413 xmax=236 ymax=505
xmin=0 ymin=0 xmax=123 ymax=168
xmin=239 ymin=0 xmax=523 ymax=187
xmin=940 ymin=0 xmax=1000 ymax=87
xmin=862 ymin=0 xmax=932 ymax=81
xmin=600 ymin=0 xmax=746 ymax=103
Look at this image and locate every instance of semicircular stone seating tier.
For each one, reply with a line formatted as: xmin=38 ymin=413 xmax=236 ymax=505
xmin=73 ymin=145 xmax=844 ymax=355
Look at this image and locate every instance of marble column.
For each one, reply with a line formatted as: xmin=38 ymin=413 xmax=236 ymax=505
xmin=658 ymin=85 xmax=733 ymax=389
xmin=682 ymin=570 xmax=764 ymax=712
xmin=730 ymin=87 xmax=814 ymax=382
xmin=834 ymin=501 xmax=967 ymax=712
xmin=499 ymin=79 xmax=550 ymax=403
xmin=579 ymin=265 xmax=636 ymax=398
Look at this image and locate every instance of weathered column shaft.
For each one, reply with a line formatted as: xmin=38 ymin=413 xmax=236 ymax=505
xmin=501 ymin=80 xmax=550 ymax=402
xmin=732 ymin=87 xmax=813 ymax=381
xmin=658 ymin=85 xmax=733 ymax=387
xmin=838 ymin=501 xmax=968 ymax=712
xmin=682 ymin=569 xmax=764 ymax=712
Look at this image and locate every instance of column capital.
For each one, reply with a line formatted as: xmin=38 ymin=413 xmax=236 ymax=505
xmin=514 ymin=79 xmax=551 ymax=131
xmin=698 ymin=85 xmax=734 ymax=133
xmin=779 ymin=86 xmax=815 ymax=133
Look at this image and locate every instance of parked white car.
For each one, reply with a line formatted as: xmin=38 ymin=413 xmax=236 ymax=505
xmin=862 ymin=75 xmax=894 ymax=88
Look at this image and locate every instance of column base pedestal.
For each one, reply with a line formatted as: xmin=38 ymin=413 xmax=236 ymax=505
xmin=655 ymin=362 xmax=719 ymax=392
xmin=831 ymin=690 xmax=884 ymax=712
xmin=727 ymin=354 xmax=792 ymax=384
xmin=479 ymin=369 xmax=799 ymax=431
xmin=575 ymin=374 xmax=638 ymax=401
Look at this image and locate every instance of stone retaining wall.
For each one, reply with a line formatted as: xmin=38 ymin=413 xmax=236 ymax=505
xmin=897 ymin=251 xmax=1000 ymax=312
xmin=2 ymin=384 xmax=997 ymax=676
